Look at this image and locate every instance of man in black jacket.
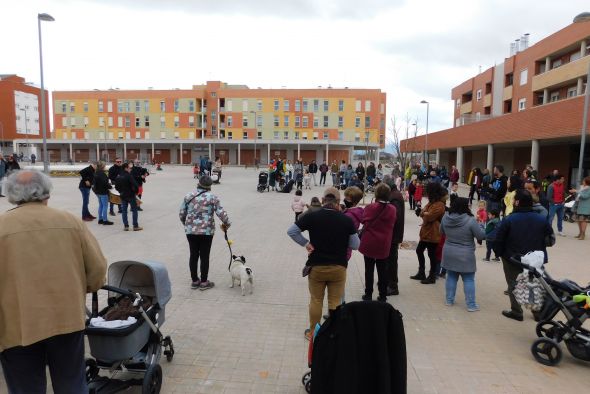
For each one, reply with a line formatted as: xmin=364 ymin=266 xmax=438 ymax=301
xmin=308 ymin=160 xmax=318 ymax=186
xmin=115 ymin=162 xmax=142 ymax=231
xmin=131 ymin=160 xmax=148 ymax=211
xmin=108 ymin=158 xmax=123 ymax=215
xmin=79 ymin=163 xmax=96 ymax=221
xmin=384 ymin=175 xmax=405 ymax=295
xmin=487 ymin=164 xmax=508 ymax=214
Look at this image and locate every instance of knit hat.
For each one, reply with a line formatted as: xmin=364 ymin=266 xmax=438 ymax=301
xmin=198 ymin=175 xmax=213 ymax=190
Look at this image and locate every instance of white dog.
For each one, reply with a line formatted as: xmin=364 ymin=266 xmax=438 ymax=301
xmin=229 ymin=255 xmax=254 ymax=296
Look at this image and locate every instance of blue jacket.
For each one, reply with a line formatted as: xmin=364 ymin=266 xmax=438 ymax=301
xmin=494 ymin=207 xmax=554 ymax=263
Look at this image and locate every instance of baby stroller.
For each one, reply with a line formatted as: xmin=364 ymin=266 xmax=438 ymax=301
xmin=564 ymin=193 xmax=577 ymax=223
xmin=257 ymin=171 xmax=269 ymax=192
xmin=85 ymin=260 xmax=174 ymax=393
xmin=509 ymin=255 xmax=590 ymax=366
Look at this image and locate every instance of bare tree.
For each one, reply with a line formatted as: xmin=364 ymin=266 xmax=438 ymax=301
xmin=388 ymin=114 xmax=420 ymax=172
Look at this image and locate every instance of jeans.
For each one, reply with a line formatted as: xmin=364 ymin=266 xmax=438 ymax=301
xmin=364 ymin=256 xmax=388 ymax=298
xmin=548 ymin=203 xmax=565 ymax=232
xmin=502 ymin=257 xmax=523 ymax=315
xmin=445 ymin=270 xmax=477 ymax=309
xmin=308 ymin=265 xmax=346 ymax=333
xmin=121 ymin=198 xmax=138 ymax=228
xmin=79 ymin=187 xmax=91 ymax=218
xmin=97 ymin=194 xmax=108 ymax=222
xmin=320 ymin=172 xmax=327 ymax=185
xmin=0 ymin=331 xmax=87 ymax=394
xmin=186 ymin=234 xmax=214 ymax=282
xmin=408 ymin=193 xmax=415 ymax=210
xmin=416 ymin=241 xmax=438 ymax=276
xmin=331 ymin=173 xmax=337 ymax=185
xmin=311 ymin=173 xmax=317 ymax=185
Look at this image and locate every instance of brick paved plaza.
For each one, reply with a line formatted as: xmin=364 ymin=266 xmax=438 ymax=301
xmin=1 ymin=166 xmax=590 ymax=393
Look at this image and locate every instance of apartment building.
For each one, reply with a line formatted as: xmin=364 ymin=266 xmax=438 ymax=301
xmin=0 ymin=74 xmax=49 ymax=155
xmin=403 ymin=20 xmax=590 ymax=184
xmin=29 ymin=81 xmax=386 ymax=164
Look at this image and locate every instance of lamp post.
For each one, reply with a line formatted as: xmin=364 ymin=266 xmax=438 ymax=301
xmin=420 ymin=100 xmax=429 ymax=165
xmin=574 ymin=12 xmax=590 ymax=187
xmin=38 ymin=13 xmax=55 ymax=173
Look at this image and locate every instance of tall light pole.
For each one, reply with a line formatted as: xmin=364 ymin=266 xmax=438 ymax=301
xmin=420 ymin=100 xmax=429 ymax=165
xmin=38 ymin=13 xmax=55 ymax=173
xmin=574 ymin=12 xmax=590 ymax=187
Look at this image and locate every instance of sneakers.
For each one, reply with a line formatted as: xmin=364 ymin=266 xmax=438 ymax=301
xmin=191 ymin=280 xmax=201 ymax=289
xmin=410 ymin=272 xmax=426 ymax=280
xmin=103 ymin=221 xmax=114 ymax=225
xmin=133 ymin=226 xmax=143 ymax=231
xmin=445 ymin=301 xmax=454 ymax=306
xmin=199 ymin=281 xmax=215 ymax=291
xmin=558 ymin=231 xmax=566 ymax=237
xmin=467 ymin=305 xmax=480 ymax=312
xmin=124 ymin=226 xmax=130 ymax=231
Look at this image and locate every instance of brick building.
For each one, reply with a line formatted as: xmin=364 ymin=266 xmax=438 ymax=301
xmin=402 ymin=20 xmax=590 ymax=184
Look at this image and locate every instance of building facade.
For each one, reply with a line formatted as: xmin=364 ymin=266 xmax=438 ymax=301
xmin=402 ymin=21 xmax=590 ymax=184
xmin=0 ymin=74 xmax=49 ymax=155
xmin=30 ymin=81 xmax=386 ymax=165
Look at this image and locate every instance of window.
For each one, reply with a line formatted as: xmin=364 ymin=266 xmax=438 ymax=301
xmin=295 ymin=100 xmax=301 ymax=111
xmin=160 ymin=132 xmax=166 ymax=139
xmin=365 ymin=116 xmax=370 ymax=128
xmin=160 ymin=100 xmax=165 ymax=112
xmin=364 ymin=100 xmax=371 ymax=111
xmin=117 ymin=116 xmax=123 ymax=127
xmin=173 ymin=116 xmax=179 ymax=127
xmin=124 ymin=102 xmax=130 ymax=112
xmin=226 ymin=100 xmax=233 ymax=112
xmin=136 ymin=132 xmax=141 ymax=139
xmin=456 ymin=99 xmax=460 ymax=108
xmin=295 ymin=116 xmax=300 ymax=127
xmin=338 ymin=100 xmax=344 ymax=111
xmin=338 ymin=116 xmax=343 ymax=127
xmin=380 ymin=103 xmax=385 ymax=114
xmin=98 ymin=101 xmax=104 ymax=112
xmin=160 ymin=116 xmax=165 ymax=127
xmin=257 ymin=100 xmax=262 ymax=111
xmin=135 ymin=100 xmax=141 ymax=112
xmin=144 ymin=100 xmax=149 ymax=112
xmin=257 ymin=115 xmax=262 ymax=127
xmin=189 ymin=116 xmax=195 ymax=127
xmin=274 ymin=116 xmax=279 ymax=127
xmin=568 ymin=86 xmax=578 ymax=97
xmin=550 ymin=91 xmax=559 ymax=102
xmin=189 ymin=100 xmax=194 ymax=112
xmin=313 ymin=132 xmax=318 ymax=140
xmin=571 ymin=52 xmax=582 ymax=62
xmin=313 ymin=116 xmax=319 ymax=127
xmin=505 ymin=73 xmax=513 ymax=87
xmin=243 ymin=131 xmax=248 ymax=139
xmin=174 ymin=100 xmax=179 ymax=112
xmin=83 ymin=102 xmax=88 ymax=112
xmin=323 ymin=100 xmax=329 ymax=111
xmin=303 ymin=116 xmax=309 ymax=128
xmin=274 ymin=131 xmax=279 ymax=139
xmin=323 ymin=131 xmax=329 ymax=139
xmin=257 ymin=131 xmax=262 ymax=139
xmin=174 ymin=131 xmax=180 ymax=139
xmin=125 ymin=117 xmax=131 ymax=128
xmin=355 ymin=116 xmax=361 ymax=127
xmin=552 ymin=59 xmax=562 ymax=69
xmin=338 ymin=131 xmax=344 ymax=140
xmin=243 ymin=117 xmax=248 ymax=127
xmin=61 ymin=102 xmax=67 ymax=113
xmin=70 ymin=103 xmax=75 ymax=113
xmin=323 ymin=115 xmax=329 ymax=127
xmin=227 ymin=115 xmax=233 ymax=127
xmin=303 ymin=132 xmax=308 ymax=140
xmin=118 ymin=132 xmax=123 ymax=139
xmin=70 ymin=117 xmax=76 ymax=127
xmin=228 ymin=131 xmax=233 ymax=140
xmin=284 ymin=100 xmax=289 ymax=111
xmin=295 ymin=131 xmax=300 ymax=140
xmin=135 ymin=117 xmax=141 ymax=127
xmin=107 ymin=117 xmax=112 ymax=127
xmin=355 ymin=100 xmax=361 ymax=112
xmin=313 ymin=100 xmax=319 ymax=112
xmin=84 ymin=117 xmax=88 ymax=127
xmin=284 ymin=115 xmax=289 ymax=127
xmin=118 ymin=102 xmax=123 ymax=112
xmin=144 ymin=115 xmax=150 ymax=127
xmin=242 ymin=100 xmax=248 ymax=112
xmin=518 ymin=98 xmax=526 ymax=111
xmin=284 ymin=131 xmax=289 ymax=139
xmin=211 ymin=92 xmax=216 ymax=97
xmin=520 ymin=69 xmax=528 ymax=86
xmin=99 ymin=117 xmax=104 ymax=127
xmin=274 ymin=99 xmax=279 ymax=111
xmin=303 ymin=100 xmax=309 ymax=112
xmin=476 ymin=89 xmax=482 ymax=101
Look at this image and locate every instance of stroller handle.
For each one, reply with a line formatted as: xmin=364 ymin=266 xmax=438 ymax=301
xmin=101 ymin=285 xmax=140 ymax=300
xmin=508 ymin=255 xmax=542 ymax=278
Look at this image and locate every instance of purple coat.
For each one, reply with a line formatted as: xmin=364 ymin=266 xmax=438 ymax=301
xmin=359 ymin=201 xmax=397 ymax=259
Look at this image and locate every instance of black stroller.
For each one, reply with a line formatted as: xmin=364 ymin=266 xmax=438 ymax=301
xmin=510 ymin=255 xmax=590 ymax=366
xmin=85 ymin=260 xmax=174 ymax=393
xmin=257 ymin=171 xmax=269 ymax=192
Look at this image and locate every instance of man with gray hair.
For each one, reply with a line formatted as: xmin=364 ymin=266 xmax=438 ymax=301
xmin=0 ymin=170 xmax=107 ymax=393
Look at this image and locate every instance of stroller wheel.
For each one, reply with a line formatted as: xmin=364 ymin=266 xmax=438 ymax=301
xmin=536 ymin=320 xmax=560 ymax=339
xmin=142 ymin=363 xmax=163 ymax=394
xmin=85 ymin=358 xmax=99 ymax=383
xmin=163 ymin=335 xmax=175 ymax=362
xmin=302 ymin=371 xmax=312 ymax=393
xmin=531 ymin=338 xmax=562 ymax=366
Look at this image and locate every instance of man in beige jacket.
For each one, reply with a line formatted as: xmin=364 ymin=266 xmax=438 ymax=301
xmin=0 ymin=170 xmax=107 ymax=394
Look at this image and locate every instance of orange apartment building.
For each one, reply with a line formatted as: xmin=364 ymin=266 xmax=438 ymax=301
xmin=0 ymin=74 xmax=49 ymax=155
xmin=402 ymin=20 xmax=590 ymax=184
xmin=13 ymin=82 xmax=386 ymax=165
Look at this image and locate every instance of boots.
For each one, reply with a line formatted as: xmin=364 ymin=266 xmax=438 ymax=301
xmin=420 ymin=274 xmax=436 ymax=284
xmin=410 ymin=272 xmax=426 ymax=280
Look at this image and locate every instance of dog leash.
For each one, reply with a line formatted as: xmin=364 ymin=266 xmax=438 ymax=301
xmin=224 ymin=229 xmax=234 ymax=271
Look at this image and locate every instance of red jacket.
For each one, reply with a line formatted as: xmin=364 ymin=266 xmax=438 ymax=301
xmin=359 ymin=201 xmax=397 ymax=259
xmin=414 ymin=184 xmax=423 ymax=202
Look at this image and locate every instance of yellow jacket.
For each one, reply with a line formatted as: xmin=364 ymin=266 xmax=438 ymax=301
xmin=0 ymin=203 xmax=107 ymax=351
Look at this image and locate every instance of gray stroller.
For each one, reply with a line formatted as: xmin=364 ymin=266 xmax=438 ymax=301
xmin=85 ymin=260 xmax=175 ymax=394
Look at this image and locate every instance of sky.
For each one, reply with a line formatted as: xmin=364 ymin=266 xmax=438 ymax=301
xmin=2 ymin=0 xmax=589 ymax=147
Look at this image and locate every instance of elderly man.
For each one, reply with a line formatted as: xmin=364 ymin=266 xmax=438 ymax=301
xmin=115 ymin=162 xmax=142 ymax=231
xmin=0 ymin=170 xmax=107 ymax=393
xmin=287 ymin=187 xmax=360 ymax=340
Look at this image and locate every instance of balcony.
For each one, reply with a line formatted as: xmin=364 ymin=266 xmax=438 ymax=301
xmin=532 ymin=55 xmax=590 ymax=91
xmin=220 ymin=122 xmax=226 ymax=129
xmin=459 ymin=101 xmax=472 ymax=115
xmin=483 ymin=94 xmax=492 ymax=108
xmin=503 ymin=86 xmax=513 ymax=101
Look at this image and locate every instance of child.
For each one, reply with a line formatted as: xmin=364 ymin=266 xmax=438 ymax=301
xmin=193 ymin=163 xmax=200 ymax=178
xmin=483 ymin=209 xmax=501 ymax=262
xmin=449 ymin=182 xmax=459 ymax=207
xmin=413 ymin=181 xmax=424 ymax=209
xmin=303 ymin=170 xmax=311 ymax=190
xmin=296 ymin=171 xmax=303 ymax=190
xmin=476 ymin=200 xmax=487 ymax=227
xmin=291 ymin=190 xmax=306 ymax=222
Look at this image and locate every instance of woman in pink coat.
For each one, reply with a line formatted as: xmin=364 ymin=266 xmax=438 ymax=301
xmin=359 ymin=183 xmax=397 ymax=302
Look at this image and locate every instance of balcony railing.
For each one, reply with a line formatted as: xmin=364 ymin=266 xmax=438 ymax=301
xmin=532 ymin=55 xmax=590 ymax=92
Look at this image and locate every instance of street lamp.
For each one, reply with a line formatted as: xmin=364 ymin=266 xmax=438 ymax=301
xmin=574 ymin=12 xmax=590 ymax=187
xmin=420 ymin=100 xmax=429 ymax=165
xmin=38 ymin=12 xmax=55 ymax=173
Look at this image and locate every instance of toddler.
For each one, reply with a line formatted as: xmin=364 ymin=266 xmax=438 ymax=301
xmin=414 ymin=181 xmax=424 ymax=209
xmin=476 ymin=200 xmax=487 ymax=227
xmin=303 ymin=170 xmax=311 ymax=190
xmin=483 ymin=209 xmax=501 ymax=262
xmin=291 ymin=190 xmax=306 ymax=222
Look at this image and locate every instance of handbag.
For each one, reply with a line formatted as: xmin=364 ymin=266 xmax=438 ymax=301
xmin=358 ymin=202 xmax=387 ymax=239
xmin=302 ymin=263 xmax=312 ymax=277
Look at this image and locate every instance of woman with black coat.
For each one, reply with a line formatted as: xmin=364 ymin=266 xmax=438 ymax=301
xmin=355 ymin=162 xmax=365 ymax=182
xmin=93 ymin=161 xmax=113 ymax=225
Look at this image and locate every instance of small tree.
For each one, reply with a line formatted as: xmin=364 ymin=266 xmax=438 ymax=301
xmin=388 ymin=114 xmax=420 ymax=172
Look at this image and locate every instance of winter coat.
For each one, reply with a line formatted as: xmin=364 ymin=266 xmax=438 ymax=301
xmin=345 ymin=206 xmax=364 ymax=260
xmin=366 ymin=165 xmax=376 ymax=178
xmin=114 ymin=171 xmax=138 ymax=202
xmin=291 ymin=196 xmax=306 ymax=213
xmin=92 ymin=170 xmax=111 ymax=195
xmin=0 ymin=159 xmax=6 ymax=178
xmin=6 ymin=159 xmax=20 ymax=173
xmin=294 ymin=162 xmax=304 ymax=176
xmin=414 ymin=185 xmax=423 ymax=202
xmin=359 ymin=201 xmax=397 ymax=259
xmin=419 ymin=201 xmax=445 ymax=243
xmin=576 ymin=187 xmax=590 ymax=215
xmin=389 ymin=189 xmax=405 ymax=244
xmin=355 ymin=166 xmax=365 ymax=179
xmin=78 ymin=165 xmax=95 ymax=189
xmin=487 ymin=175 xmax=508 ymax=202
xmin=179 ymin=188 xmax=230 ymax=235
xmin=547 ymin=182 xmax=565 ymax=205
xmin=308 ymin=163 xmax=318 ymax=173
xmin=532 ymin=203 xmax=548 ymax=218
xmin=485 ymin=217 xmax=501 ymax=241
xmin=449 ymin=169 xmax=459 ymax=183
xmin=440 ymin=213 xmax=485 ymax=273
xmin=319 ymin=164 xmax=329 ymax=174
xmin=108 ymin=164 xmax=122 ymax=183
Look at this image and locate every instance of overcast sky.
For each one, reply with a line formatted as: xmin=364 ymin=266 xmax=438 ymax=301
xmin=2 ymin=0 xmax=588 ymax=145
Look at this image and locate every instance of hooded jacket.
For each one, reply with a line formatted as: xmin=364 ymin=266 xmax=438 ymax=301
xmin=359 ymin=201 xmax=397 ymax=259
xmin=440 ymin=213 xmax=485 ymax=273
